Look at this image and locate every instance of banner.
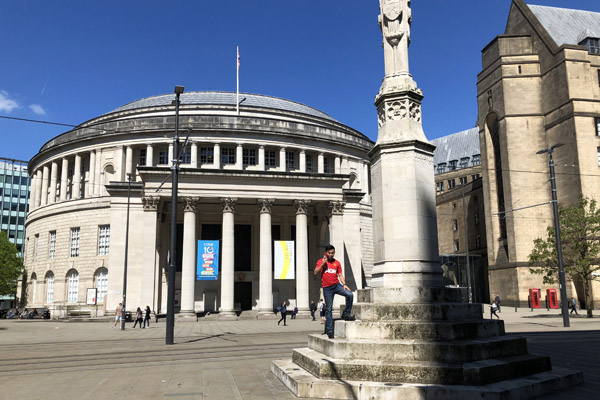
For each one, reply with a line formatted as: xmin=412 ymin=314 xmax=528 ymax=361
xmin=274 ymin=240 xmax=295 ymax=280
xmin=197 ymin=240 xmax=220 ymax=280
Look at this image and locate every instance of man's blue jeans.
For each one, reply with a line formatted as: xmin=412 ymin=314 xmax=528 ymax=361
xmin=323 ymin=283 xmax=353 ymax=335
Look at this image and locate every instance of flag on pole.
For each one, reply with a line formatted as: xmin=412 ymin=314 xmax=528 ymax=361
xmin=236 ymin=46 xmax=240 ymax=116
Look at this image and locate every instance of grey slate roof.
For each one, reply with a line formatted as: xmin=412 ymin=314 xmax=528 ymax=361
xmin=431 ymin=127 xmax=480 ymax=170
xmin=528 ymin=4 xmax=600 ymax=46
xmin=106 ymin=91 xmax=339 ymax=123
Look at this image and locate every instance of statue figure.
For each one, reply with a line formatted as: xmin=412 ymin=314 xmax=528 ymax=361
xmin=379 ymin=0 xmax=411 ymax=76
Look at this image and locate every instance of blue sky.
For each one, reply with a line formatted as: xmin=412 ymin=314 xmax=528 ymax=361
xmin=1 ymin=0 xmax=600 ymax=162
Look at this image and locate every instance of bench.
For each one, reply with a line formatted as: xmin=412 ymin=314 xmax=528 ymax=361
xmin=67 ymin=310 xmax=92 ymax=318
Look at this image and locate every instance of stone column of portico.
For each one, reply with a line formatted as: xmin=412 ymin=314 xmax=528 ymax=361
xmin=279 ymin=147 xmax=286 ymax=172
xmin=60 ymin=158 xmax=69 ymax=201
xmin=190 ymin=143 xmax=198 ymax=168
xmin=258 ymin=198 xmax=273 ymax=314
xmin=73 ymin=155 xmax=81 ymax=200
xmin=213 ymin=143 xmax=221 ymax=169
xmin=334 ymin=156 xmax=341 ymax=174
xmin=35 ymin=169 xmax=43 ymax=208
xmin=29 ymin=174 xmax=38 ymax=211
xmin=236 ymin=143 xmax=243 ymax=170
xmin=317 ymin=153 xmax=324 ymax=174
xmin=146 ymin=144 xmax=153 ymax=167
xmin=87 ymin=151 xmax=96 ymax=198
xmin=41 ymin=165 xmax=49 ymax=206
xmin=125 ymin=146 xmax=133 ymax=177
xmin=219 ymin=197 xmax=237 ymax=316
xmin=299 ymin=150 xmax=306 ymax=173
xmin=328 ymin=201 xmax=346 ymax=277
xmin=48 ymin=161 xmax=58 ymax=204
xmin=258 ymin=146 xmax=265 ymax=171
xmin=180 ymin=197 xmax=199 ymax=316
xmin=93 ymin=150 xmax=101 ymax=196
xmin=294 ymin=200 xmax=310 ymax=314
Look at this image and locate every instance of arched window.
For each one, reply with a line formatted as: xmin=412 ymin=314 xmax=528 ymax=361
xmin=46 ymin=272 xmax=55 ymax=303
xmin=31 ymin=273 xmax=37 ymax=304
xmin=95 ymin=268 xmax=108 ymax=303
xmin=67 ymin=270 xmax=79 ymax=303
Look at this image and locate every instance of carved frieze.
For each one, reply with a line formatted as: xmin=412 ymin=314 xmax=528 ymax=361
xmin=384 ymin=98 xmax=422 ymax=123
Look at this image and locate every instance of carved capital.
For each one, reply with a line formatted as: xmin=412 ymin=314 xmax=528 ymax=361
xmin=294 ymin=199 xmax=310 ymax=215
xmin=142 ymin=196 xmax=159 ymax=211
xmin=257 ymin=198 xmax=273 ymax=214
xmin=328 ymin=200 xmax=346 ymax=216
xmin=184 ymin=197 xmax=200 ymax=213
xmin=221 ymin=197 xmax=237 ymax=213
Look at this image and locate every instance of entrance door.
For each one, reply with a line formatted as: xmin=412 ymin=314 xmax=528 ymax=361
xmin=234 ymin=282 xmax=253 ymax=311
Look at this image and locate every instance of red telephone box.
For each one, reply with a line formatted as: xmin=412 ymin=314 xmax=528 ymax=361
xmin=546 ymin=288 xmax=559 ymax=309
xmin=529 ymin=288 xmax=541 ymax=308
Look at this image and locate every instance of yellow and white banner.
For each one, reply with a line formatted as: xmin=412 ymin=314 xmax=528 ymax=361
xmin=274 ymin=240 xmax=295 ymax=280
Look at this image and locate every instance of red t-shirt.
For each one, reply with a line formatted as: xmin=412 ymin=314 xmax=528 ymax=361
xmin=317 ymin=258 xmax=342 ymax=288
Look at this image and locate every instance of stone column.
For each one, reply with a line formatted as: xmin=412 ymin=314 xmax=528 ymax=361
xmin=48 ymin=161 xmax=58 ymax=204
xmin=191 ymin=143 xmax=198 ymax=168
xmin=29 ymin=174 xmax=38 ymax=211
xmin=94 ymin=150 xmax=102 ymax=196
xmin=258 ymin=199 xmax=273 ymax=314
xmin=279 ymin=147 xmax=286 ymax=172
xmin=168 ymin=143 xmax=174 ymax=166
xmin=125 ymin=146 xmax=133 ymax=177
xmin=341 ymin=157 xmax=349 ymax=175
xmin=328 ymin=200 xmax=346 ymax=277
xmin=236 ymin=143 xmax=243 ymax=170
xmin=87 ymin=151 xmax=96 ymax=198
xmin=146 ymin=144 xmax=153 ymax=167
xmin=213 ymin=143 xmax=221 ymax=169
xmin=318 ymin=153 xmax=325 ymax=174
xmin=334 ymin=156 xmax=341 ymax=174
xmin=35 ymin=169 xmax=43 ymax=208
xmin=220 ymin=197 xmax=237 ymax=316
xmin=295 ymin=200 xmax=310 ymax=313
xmin=41 ymin=165 xmax=49 ymax=206
xmin=258 ymin=145 xmax=265 ymax=171
xmin=299 ymin=150 xmax=306 ymax=173
xmin=60 ymin=158 xmax=69 ymax=201
xmin=73 ymin=154 xmax=81 ymax=200
xmin=180 ymin=197 xmax=199 ymax=315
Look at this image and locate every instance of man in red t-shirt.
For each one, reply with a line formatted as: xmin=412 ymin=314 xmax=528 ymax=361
xmin=314 ymin=244 xmax=354 ymax=339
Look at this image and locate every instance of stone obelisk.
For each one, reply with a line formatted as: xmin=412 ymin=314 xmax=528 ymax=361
xmin=272 ymin=2 xmax=582 ymax=398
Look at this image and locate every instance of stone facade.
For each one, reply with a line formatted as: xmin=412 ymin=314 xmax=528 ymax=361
xmin=477 ymin=0 xmax=600 ymax=307
xmin=22 ymin=91 xmax=374 ymax=317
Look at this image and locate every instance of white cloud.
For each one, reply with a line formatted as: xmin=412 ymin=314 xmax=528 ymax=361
xmin=0 ymin=90 xmax=19 ymax=113
xmin=29 ymin=104 xmax=46 ymax=115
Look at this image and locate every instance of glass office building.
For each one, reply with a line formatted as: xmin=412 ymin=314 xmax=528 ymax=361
xmin=0 ymin=158 xmax=30 ymax=256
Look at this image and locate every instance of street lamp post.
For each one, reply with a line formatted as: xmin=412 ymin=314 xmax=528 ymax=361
xmin=166 ymin=85 xmax=184 ymax=345
xmin=536 ymin=143 xmax=570 ymax=328
xmin=121 ymin=173 xmax=132 ymax=330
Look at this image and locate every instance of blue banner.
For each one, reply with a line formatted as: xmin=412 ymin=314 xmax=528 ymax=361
xmin=197 ymin=240 xmax=219 ymax=280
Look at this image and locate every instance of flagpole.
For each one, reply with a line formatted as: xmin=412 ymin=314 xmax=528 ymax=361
xmin=236 ymin=46 xmax=240 ymax=116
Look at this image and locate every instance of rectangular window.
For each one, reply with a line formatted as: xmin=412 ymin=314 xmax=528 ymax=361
xmin=48 ymin=231 xmax=56 ymax=260
xmin=472 ymin=174 xmax=480 ymax=181
xmin=324 ymin=158 xmax=331 ymax=173
xmin=436 ymin=182 xmax=444 ymax=192
xmin=306 ymin=154 xmax=313 ymax=172
xmin=265 ymin=150 xmax=276 ymax=167
xmin=138 ymin=148 xmax=147 ymax=166
xmin=472 ymin=154 xmax=481 ymax=166
xmin=448 ymin=160 xmax=458 ymax=171
xmin=459 ymin=157 xmax=469 ymax=168
xmin=70 ymin=227 xmax=80 ymax=257
xmin=200 ymin=147 xmax=214 ymax=164
xmin=595 ymin=117 xmax=600 ymax=136
xmin=98 ymin=225 xmax=110 ymax=256
xmin=285 ymin=151 xmax=295 ymax=171
xmin=436 ymin=163 xmax=446 ymax=174
xmin=46 ymin=275 xmax=54 ymax=303
xmin=67 ymin=272 xmax=79 ymax=303
xmin=179 ymin=147 xmax=191 ymax=164
xmin=447 ymin=179 xmax=456 ymax=189
xmin=221 ymin=147 xmax=236 ymax=165
xmin=589 ymin=38 xmax=600 ymax=54
xmin=476 ymin=235 xmax=481 ymax=248
xmin=453 ymin=220 xmax=458 ymax=231
xmin=459 ymin=176 xmax=468 ymax=185
xmin=34 ymin=234 xmax=39 ymax=261
xmin=454 ymin=240 xmax=460 ymax=252
xmin=158 ymin=148 xmax=169 ymax=165
xmin=597 ymin=147 xmax=600 ymax=166
xmin=243 ymin=148 xmax=257 ymax=166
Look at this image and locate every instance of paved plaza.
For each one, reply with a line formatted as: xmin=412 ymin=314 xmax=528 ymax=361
xmin=0 ymin=308 xmax=598 ymax=400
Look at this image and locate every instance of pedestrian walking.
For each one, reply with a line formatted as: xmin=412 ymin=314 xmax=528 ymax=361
xmin=319 ymin=299 xmax=325 ymax=324
xmin=277 ymin=302 xmax=288 ymax=326
xmin=291 ymin=305 xmax=298 ymax=319
xmin=309 ymin=300 xmax=317 ymax=321
xmin=495 ymin=295 xmax=501 ymax=312
xmin=491 ymin=301 xmax=500 ymax=319
xmin=132 ymin=307 xmax=143 ymax=328
xmin=314 ymin=244 xmax=354 ymax=339
xmin=570 ymin=296 xmax=579 ymax=315
xmin=143 ymin=306 xmax=152 ymax=328
xmin=113 ymin=303 xmax=123 ymax=328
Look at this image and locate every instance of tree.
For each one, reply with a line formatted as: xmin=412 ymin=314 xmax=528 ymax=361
xmin=0 ymin=231 xmax=24 ymax=297
xmin=529 ymin=197 xmax=600 ymax=318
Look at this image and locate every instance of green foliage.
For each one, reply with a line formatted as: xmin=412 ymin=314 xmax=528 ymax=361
xmin=0 ymin=231 xmax=24 ymax=296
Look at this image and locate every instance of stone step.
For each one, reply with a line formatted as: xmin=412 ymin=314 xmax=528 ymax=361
xmin=292 ymin=347 xmax=552 ymax=385
xmin=272 ymin=358 xmax=584 ymax=400
xmin=308 ymin=334 xmax=528 ymax=363
xmin=335 ymin=319 xmax=504 ymax=340
xmin=352 ymin=302 xmax=482 ymax=321
xmin=357 ymin=286 xmax=463 ymax=304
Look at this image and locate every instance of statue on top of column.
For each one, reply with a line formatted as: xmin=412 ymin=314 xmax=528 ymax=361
xmin=379 ymin=0 xmax=411 ymax=76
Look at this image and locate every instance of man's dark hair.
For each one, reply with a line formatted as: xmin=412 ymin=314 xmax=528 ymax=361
xmin=325 ymin=244 xmax=335 ymax=252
